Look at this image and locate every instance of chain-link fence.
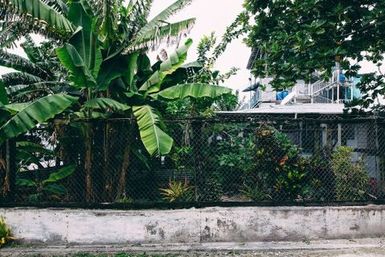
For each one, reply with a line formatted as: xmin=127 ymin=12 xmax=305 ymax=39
xmin=1 ymin=114 xmax=385 ymax=207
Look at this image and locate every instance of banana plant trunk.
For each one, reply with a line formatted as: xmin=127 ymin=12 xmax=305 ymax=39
xmin=116 ymin=119 xmax=134 ymax=199
xmin=102 ymin=121 xmax=116 ymax=201
xmin=84 ymin=122 xmax=95 ymax=202
xmin=101 ymin=120 xmax=133 ymax=202
xmin=2 ymin=140 xmax=16 ymax=201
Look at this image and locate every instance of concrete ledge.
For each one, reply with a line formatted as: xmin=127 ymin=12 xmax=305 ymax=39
xmin=0 ymin=205 xmax=385 ymax=244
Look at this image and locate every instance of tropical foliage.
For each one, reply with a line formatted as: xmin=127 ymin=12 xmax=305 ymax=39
xmin=0 ymin=0 xmax=232 ymax=156
xmin=16 ymin=165 xmax=76 ymax=201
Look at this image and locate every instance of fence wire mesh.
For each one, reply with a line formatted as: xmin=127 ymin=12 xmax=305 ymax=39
xmin=1 ymin=114 xmax=385 ymax=206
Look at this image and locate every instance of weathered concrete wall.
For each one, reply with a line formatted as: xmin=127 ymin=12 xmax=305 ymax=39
xmin=0 ymin=205 xmax=384 ymax=244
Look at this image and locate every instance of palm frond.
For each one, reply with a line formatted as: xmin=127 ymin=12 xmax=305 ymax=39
xmin=0 ymin=50 xmax=51 ymax=79
xmin=134 ymin=0 xmax=193 ymax=42
xmin=126 ymin=0 xmax=153 ymax=38
xmin=43 ymin=0 xmax=69 ymax=15
xmin=1 ymin=72 xmax=43 ymax=87
xmin=0 ymin=22 xmax=25 ymax=48
xmin=6 ymin=81 xmax=65 ymax=97
xmin=0 ymin=0 xmax=74 ymax=38
xmin=129 ymin=18 xmax=195 ymax=52
xmin=20 ymin=34 xmax=41 ymax=63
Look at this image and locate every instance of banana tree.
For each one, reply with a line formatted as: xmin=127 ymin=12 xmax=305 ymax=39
xmin=56 ymin=35 xmax=231 ymax=155
xmin=0 ymin=0 xmax=198 ymax=145
xmin=53 ymin=33 xmax=230 ymax=200
xmin=0 ymin=0 xmax=232 ymax=202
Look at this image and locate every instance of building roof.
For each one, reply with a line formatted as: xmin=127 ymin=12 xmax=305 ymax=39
xmin=219 ymin=103 xmax=345 ymax=115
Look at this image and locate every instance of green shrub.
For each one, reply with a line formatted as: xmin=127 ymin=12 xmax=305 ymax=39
xmin=215 ymin=131 xmax=255 ymax=196
xmin=243 ymin=125 xmax=309 ymax=201
xmin=0 ymin=216 xmax=12 ymax=247
xmin=331 ymin=146 xmax=369 ymax=201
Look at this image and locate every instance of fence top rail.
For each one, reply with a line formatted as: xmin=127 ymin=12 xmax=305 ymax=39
xmin=49 ymin=113 xmax=385 ymax=123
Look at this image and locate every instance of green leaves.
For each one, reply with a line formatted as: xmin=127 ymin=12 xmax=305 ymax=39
xmin=16 ymin=165 xmax=76 ymax=198
xmin=135 ymin=0 xmax=193 ymax=42
xmin=244 ymin=0 xmax=385 ymax=93
xmin=56 ymin=43 xmax=97 ymax=88
xmin=97 ymin=53 xmax=139 ymax=90
xmin=133 ymin=105 xmax=173 ymax=156
xmin=0 ymin=94 xmax=78 ymax=143
xmin=157 ymin=83 xmax=232 ymax=100
xmin=43 ymin=165 xmax=76 ymax=184
xmin=67 ymin=0 xmax=102 ymax=78
xmin=139 ymin=39 xmax=193 ymax=93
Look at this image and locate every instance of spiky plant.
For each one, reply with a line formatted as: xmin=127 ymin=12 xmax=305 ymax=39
xmin=0 ymin=216 xmax=12 ymax=247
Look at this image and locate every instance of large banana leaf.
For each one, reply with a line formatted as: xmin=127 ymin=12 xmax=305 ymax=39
xmin=156 ymin=83 xmax=232 ymax=100
xmin=139 ymin=39 xmax=192 ymax=93
xmin=135 ymin=0 xmax=193 ymax=43
xmin=1 ymin=0 xmax=74 ymax=36
xmin=133 ymin=105 xmax=173 ymax=156
xmin=67 ymin=0 xmax=102 ymax=78
xmin=56 ymin=43 xmax=97 ymax=88
xmin=0 ymin=94 xmax=78 ymax=143
xmin=97 ymin=53 xmax=139 ymax=90
xmin=1 ymin=103 xmax=30 ymax=114
xmin=99 ymin=0 xmax=118 ymax=45
xmin=43 ymin=165 xmax=76 ymax=185
xmin=83 ymin=98 xmax=130 ymax=112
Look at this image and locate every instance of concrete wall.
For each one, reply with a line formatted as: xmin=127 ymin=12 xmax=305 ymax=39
xmin=1 ymin=205 xmax=385 ymax=245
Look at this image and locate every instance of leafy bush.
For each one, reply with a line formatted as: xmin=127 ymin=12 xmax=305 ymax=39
xmin=212 ymin=125 xmax=255 ymax=196
xmin=16 ymin=165 xmax=75 ymax=202
xmin=331 ymin=146 xmax=369 ymax=201
xmin=243 ymin=125 xmax=309 ymax=201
